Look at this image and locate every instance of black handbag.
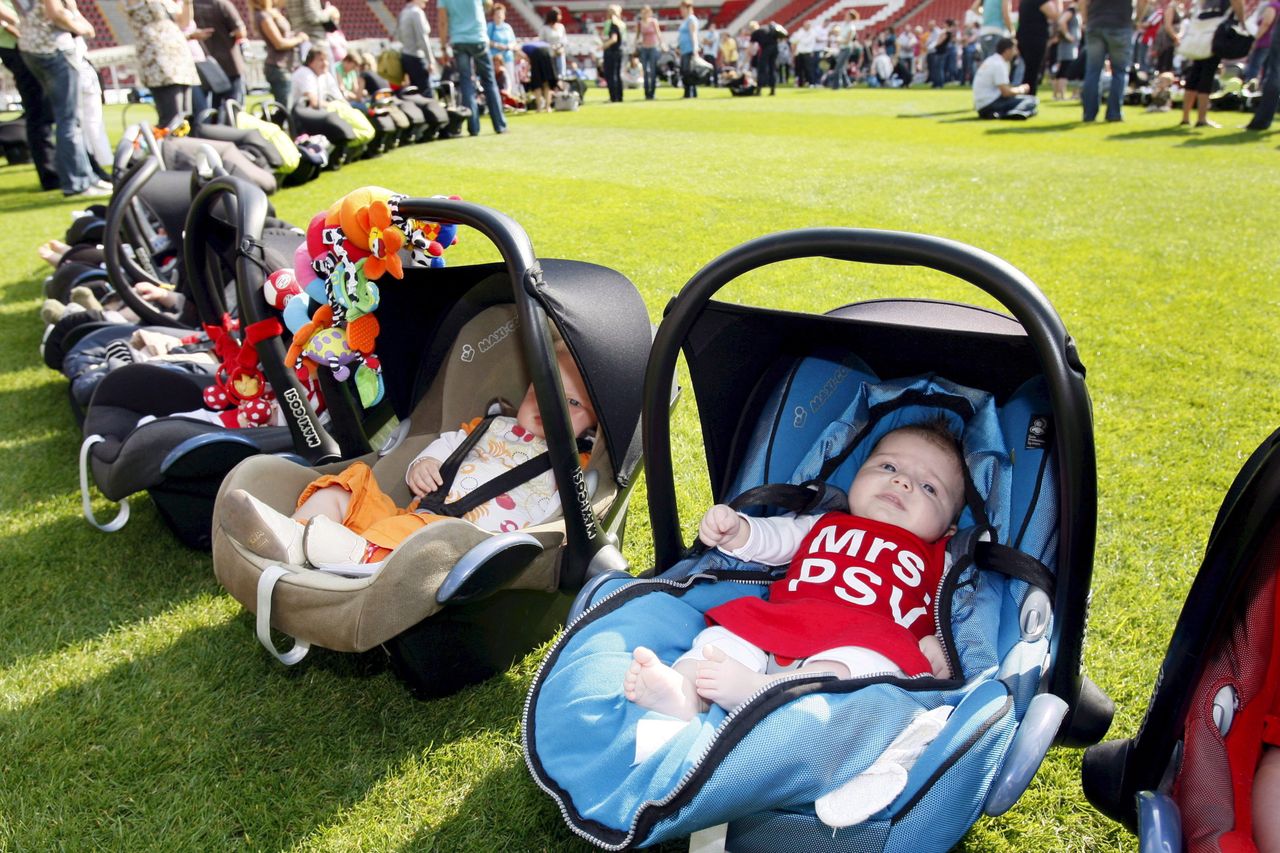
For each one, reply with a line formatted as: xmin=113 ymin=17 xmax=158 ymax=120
xmin=195 ymin=58 xmax=233 ymax=95
xmin=1212 ymin=14 xmax=1254 ymax=60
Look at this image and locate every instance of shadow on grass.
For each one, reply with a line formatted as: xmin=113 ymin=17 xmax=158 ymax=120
xmin=1104 ymin=125 xmax=1198 ymax=140
xmin=413 ymin=755 xmax=717 ymax=852
xmin=0 ymin=616 xmax=522 ymax=847
xmin=897 ymin=108 xmax=974 ymax=118
xmin=984 ymin=122 xmax=1077 ymax=135
xmin=1178 ymin=128 xmax=1276 ymax=146
xmin=0 ymin=507 xmax=215 ymax=668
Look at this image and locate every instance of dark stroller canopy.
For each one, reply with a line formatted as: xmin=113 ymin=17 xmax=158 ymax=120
xmin=684 ymin=299 xmax=1039 ymax=501
xmin=362 ymin=258 xmax=651 ymax=486
xmin=534 ymin=258 xmax=651 ymax=485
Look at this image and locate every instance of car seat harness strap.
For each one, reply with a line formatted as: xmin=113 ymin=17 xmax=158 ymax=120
xmin=416 ymin=415 xmax=592 ymax=519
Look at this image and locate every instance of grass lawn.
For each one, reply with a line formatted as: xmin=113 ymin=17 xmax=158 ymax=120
xmin=2 ymin=85 xmax=1279 ymax=851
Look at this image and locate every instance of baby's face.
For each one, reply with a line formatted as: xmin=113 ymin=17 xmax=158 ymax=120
xmin=515 ymin=354 xmax=597 ymax=439
xmin=847 ymin=431 xmax=963 ymax=542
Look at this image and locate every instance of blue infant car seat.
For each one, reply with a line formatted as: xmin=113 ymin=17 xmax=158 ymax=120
xmin=523 ymin=229 xmax=1115 ymax=850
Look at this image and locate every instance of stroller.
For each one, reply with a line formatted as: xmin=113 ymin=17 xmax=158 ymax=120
xmin=523 ymin=229 xmax=1114 ymax=850
xmin=209 ymin=197 xmax=653 ymax=698
xmin=1082 ymin=427 xmax=1280 ymax=852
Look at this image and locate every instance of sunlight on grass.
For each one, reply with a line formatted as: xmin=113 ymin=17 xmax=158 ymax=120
xmin=0 ymin=594 xmax=237 ymax=709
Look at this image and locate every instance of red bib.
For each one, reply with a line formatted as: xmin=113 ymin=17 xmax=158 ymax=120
xmin=706 ymin=514 xmax=949 ymax=675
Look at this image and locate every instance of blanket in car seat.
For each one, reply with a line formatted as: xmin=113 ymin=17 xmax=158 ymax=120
xmin=526 ymin=374 xmax=1040 ymax=849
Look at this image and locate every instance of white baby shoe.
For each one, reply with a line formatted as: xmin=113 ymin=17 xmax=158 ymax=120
xmin=223 ymin=489 xmax=304 ymax=564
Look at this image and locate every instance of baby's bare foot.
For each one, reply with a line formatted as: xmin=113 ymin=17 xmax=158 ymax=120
xmin=623 ymin=647 xmax=700 ymax=720
xmin=694 ymin=645 xmax=771 ymax=712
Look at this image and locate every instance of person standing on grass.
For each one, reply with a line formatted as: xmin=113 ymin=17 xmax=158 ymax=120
xmin=895 ymin=25 xmax=916 ymax=85
xmin=749 ymin=19 xmax=785 ymax=95
xmin=438 ymin=0 xmax=507 ymax=135
xmin=794 ymin=19 xmax=817 ymax=87
xmin=540 ymin=6 xmax=567 ymax=79
xmin=971 ymin=0 xmax=1013 ymax=58
xmin=488 ymin=3 xmax=517 ymax=96
xmin=0 ymin=0 xmax=59 ymax=191
xmin=1053 ymin=1 xmax=1080 ymax=100
xmin=677 ymin=0 xmax=698 ymax=98
xmin=636 ymin=5 xmax=662 ymax=99
xmin=1015 ymin=0 xmax=1060 ymax=96
xmin=973 ymin=36 xmax=1038 ymax=117
xmin=125 ymin=0 xmax=201 ymax=127
xmin=1246 ymin=2 xmax=1280 ymax=129
xmin=1243 ymin=0 xmax=1277 ymax=82
xmin=193 ymin=0 xmax=247 ymax=108
xmin=252 ymin=0 xmax=304 ymax=106
xmin=17 ymin=0 xmax=109 ymax=197
xmin=1078 ymin=0 xmax=1146 ymax=121
xmin=833 ymin=10 xmax=858 ymax=88
xmin=1176 ymin=0 xmax=1245 ymax=127
xmin=285 ymin=0 xmax=336 ymax=61
xmin=601 ymin=3 xmax=625 ymax=102
xmin=396 ymin=0 xmax=431 ymax=91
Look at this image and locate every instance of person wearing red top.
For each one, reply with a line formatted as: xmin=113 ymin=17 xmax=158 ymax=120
xmin=624 ymin=420 xmax=966 ymax=720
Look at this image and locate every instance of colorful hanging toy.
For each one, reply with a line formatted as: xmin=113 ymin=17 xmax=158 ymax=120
xmin=199 ymin=316 xmax=322 ymax=428
xmin=277 ymin=187 xmax=460 ymax=409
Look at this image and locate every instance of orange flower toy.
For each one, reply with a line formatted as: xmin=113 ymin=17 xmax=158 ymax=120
xmin=285 ymin=188 xmax=461 ymax=410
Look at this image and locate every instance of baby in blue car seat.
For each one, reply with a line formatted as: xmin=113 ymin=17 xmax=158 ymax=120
xmin=624 ymin=419 xmax=966 ymax=720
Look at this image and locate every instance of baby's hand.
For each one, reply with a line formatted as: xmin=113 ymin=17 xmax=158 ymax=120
xmin=407 ymin=456 xmax=444 ymax=496
xmin=919 ymin=635 xmax=950 ymax=679
xmin=135 ymin=281 xmax=177 ymax=309
xmin=699 ymin=504 xmax=748 ymax=551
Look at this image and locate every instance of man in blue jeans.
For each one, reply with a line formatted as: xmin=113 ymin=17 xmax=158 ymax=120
xmin=15 ymin=0 xmax=105 ymax=196
xmin=1245 ymin=20 xmax=1280 ymax=130
xmin=1078 ymin=0 xmax=1148 ymax=121
xmin=438 ymin=0 xmax=507 ymax=136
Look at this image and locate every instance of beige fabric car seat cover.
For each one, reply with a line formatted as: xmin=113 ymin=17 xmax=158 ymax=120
xmin=211 ymin=304 xmax=620 ymax=652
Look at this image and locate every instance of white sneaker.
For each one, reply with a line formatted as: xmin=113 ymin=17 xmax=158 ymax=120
xmin=64 ymin=184 xmax=112 ymax=198
xmin=223 ymin=489 xmax=305 ymax=564
xmin=303 ymin=515 xmax=372 ymax=568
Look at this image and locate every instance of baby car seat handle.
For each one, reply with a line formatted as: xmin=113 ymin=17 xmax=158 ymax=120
xmin=190 ymin=175 xmax=342 ymax=465
xmin=103 ymin=151 xmax=181 ymax=328
xmin=642 ymin=228 xmax=1097 ymax=733
xmin=391 ymin=198 xmax=619 ymax=589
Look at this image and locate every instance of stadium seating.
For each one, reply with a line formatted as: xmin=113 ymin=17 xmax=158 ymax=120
xmin=79 ymin=0 xmax=117 ymax=50
xmin=892 ymin=0 xmax=973 ymax=32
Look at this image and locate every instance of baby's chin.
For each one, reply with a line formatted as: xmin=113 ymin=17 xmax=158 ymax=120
xmin=851 ymin=504 xmax=937 ymax=540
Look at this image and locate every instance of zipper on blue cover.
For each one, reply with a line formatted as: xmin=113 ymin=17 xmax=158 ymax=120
xmin=522 ymin=568 xmax=956 ymax=848
xmin=521 ymin=570 xmax=772 ymax=849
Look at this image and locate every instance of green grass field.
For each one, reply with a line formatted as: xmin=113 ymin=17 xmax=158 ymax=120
xmin=2 ymin=85 xmax=1279 ymax=851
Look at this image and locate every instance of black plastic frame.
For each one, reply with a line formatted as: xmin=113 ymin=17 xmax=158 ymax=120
xmin=103 ymin=150 xmax=192 ymax=328
xmin=641 ymin=228 xmax=1099 ymax=740
xmin=184 ymin=175 xmax=342 ymax=466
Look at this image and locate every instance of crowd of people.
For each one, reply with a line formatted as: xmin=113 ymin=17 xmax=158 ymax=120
xmin=2 ymin=0 xmax=1276 ymax=194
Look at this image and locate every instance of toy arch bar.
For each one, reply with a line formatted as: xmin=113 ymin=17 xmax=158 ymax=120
xmin=641 ymin=227 xmax=1102 ymax=745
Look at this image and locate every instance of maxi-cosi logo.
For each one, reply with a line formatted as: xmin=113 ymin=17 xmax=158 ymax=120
xmin=571 ymin=467 xmax=596 ymax=539
xmin=282 ymin=388 xmax=321 ymax=448
xmin=809 ymin=365 xmax=851 ymax=415
xmin=462 ymin=317 xmax=520 ymax=363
